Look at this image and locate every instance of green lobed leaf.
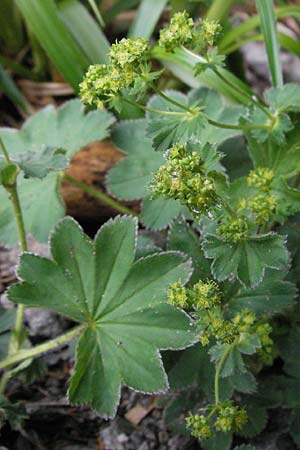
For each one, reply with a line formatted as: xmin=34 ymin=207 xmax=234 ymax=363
xmin=227 ymin=270 xmax=297 ymax=317
xmin=229 ymin=371 xmax=257 ymax=394
xmin=265 ymin=83 xmax=300 ymax=113
xmin=202 ymin=431 xmax=232 ymax=450
xmin=9 ymin=216 xmax=196 ymax=417
xmin=0 ymin=100 xmax=115 ymax=245
xmin=146 ymin=88 xmax=244 ymax=152
xmin=209 ymin=344 xmax=246 ymax=378
xmin=108 ymin=120 xmax=163 ymax=200
xmin=238 ymin=403 xmax=268 ymax=438
xmin=140 ymin=197 xmax=187 ymax=231
xmin=165 ymin=343 xmax=233 ymax=401
xmin=10 ymin=147 xmax=69 ymax=179
xmin=201 ymin=230 xmax=289 ymax=288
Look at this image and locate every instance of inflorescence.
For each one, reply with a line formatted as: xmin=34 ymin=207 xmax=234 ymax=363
xmin=186 ymin=401 xmax=248 ymax=439
xmin=80 ymin=37 xmax=151 ymax=109
xmin=158 ymin=12 xmax=222 ymax=53
xmin=80 ymin=11 xmax=223 ymax=110
xmin=150 ymin=143 xmax=218 ymax=217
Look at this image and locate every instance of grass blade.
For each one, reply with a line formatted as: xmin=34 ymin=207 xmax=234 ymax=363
xmin=0 ymin=0 xmax=25 ymax=54
xmin=255 ymin=0 xmax=283 ymax=88
xmin=222 ymin=31 xmax=300 ymax=57
xmin=15 ymin=0 xmax=90 ymax=91
xmin=58 ymin=0 xmax=109 ymax=64
xmin=206 ymin=0 xmax=234 ymax=22
xmin=128 ymin=0 xmax=168 ymax=38
xmin=152 ymin=46 xmax=253 ymax=104
xmin=0 ymin=65 xmax=28 ymax=113
xmin=103 ymin=0 xmax=140 ymax=24
xmin=87 ymin=0 xmax=105 ymax=27
xmin=219 ymin=6 xmax=300 ymax=52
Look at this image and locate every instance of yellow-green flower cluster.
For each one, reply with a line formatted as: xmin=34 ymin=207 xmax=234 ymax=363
xmin=159 ymin=11 xmax=195 ymax=52
xmin=80 ymin=37 xmax=149 ymax=109
xmin=218 ymin=216 xmax=249 ymax=243
xmin=167 ymin=279 xmax=220 ymax=311
xmin=247 ymin=167 xmax=274 ymax=192
xmin=159 ymin=12 xmax=222 ymax=53
xmin=186 ymin=401 xmax=247 ymax=439
xmin=110 ymin=37 xmax=149 ymax=69
xmin=199 ymin=308 xmax=256 ymax=346
xmin=196 ymin=18 xmax=222 ymax=48
xmin=151 ymin=144 xmax=217 ymax=216
xmin=167 ymin=280 xmax=189 ymax=308
xmin=191 ymin=280 xmax=221 ymax=310
xmin=254 ymin=322 xmax=273 ymax=365
xmin=186 ymin=413 xmax=212 ymax=439
xmin=248 ymin=194 xmax=277 ymax=225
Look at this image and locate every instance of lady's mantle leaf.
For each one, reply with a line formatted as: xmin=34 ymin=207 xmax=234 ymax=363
xmin=0 ymin=100 xmax=115 ymax=245
xmin=8 ymin=216 xmax=195 ymax=417
xmin=146 ymin=88 xmax=244 ymax=152
xmin=228 ymin=270 xmax=297 ymax=316
xmin=201 ymin=232 xmax=289 ymax=288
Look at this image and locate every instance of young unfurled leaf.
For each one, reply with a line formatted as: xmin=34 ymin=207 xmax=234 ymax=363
xmin=0 ymin=100 xmax=115 ymax=245
xmin=201 ymin=230 xmax=289 ymax=288
xmin=8 ymin=216 xmax=196 ymax=417
xmin=146 ymin=88 xmax=244 ymax=152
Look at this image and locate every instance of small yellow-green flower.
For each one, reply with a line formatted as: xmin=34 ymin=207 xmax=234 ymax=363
xmin=167 ymin=281 xmax=188 ymax=308
xmin=247 ymin=167 xmax=274 ymax=192
xmin=218 ymin=216 xmax=249 ymax=243
xmin=159 ymin=11 xmax=195 ymax=52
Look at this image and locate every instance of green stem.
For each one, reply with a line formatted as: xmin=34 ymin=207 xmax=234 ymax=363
xmin=124 ymin=98 xmax=271 ymax=132
xmin=0 ymin=138 xmax=29 ymax=393
xmin=122 ymin=97 xmax=187 ymax=116
xmin=206 ymin=0 xmax=234 ymax=22
xmin=207 ymin=117 xmax=271 ymax=131
xmin=0 ymin=137 xmax=10 ymax=163
xmin=212 ymin=67 xmax=274 ymax=120
xmin=151 ymin=84 xmax=192 ymax=113
xmin=0 ymin=325 xmax=84 ymax=371
xmin=64 ymin=174 xmax=139 ymax=217
xmin=214 ymin=344 xmax=233 ymax=404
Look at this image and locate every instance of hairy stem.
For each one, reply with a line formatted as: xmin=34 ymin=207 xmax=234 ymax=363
xmin=151 ymin=84 xmax=192 ymax=113
xmin=212 ymin=67 xmax=274 ymax=120
xmin=0 ymin=137 xmax=10 ymax=163
xmin=64 ymin=174 xmax=139 ymax=217
xmin=207 ymin=117 xmax=271 ymax=131
xmin=123 ymin=98 xmax=272 ymax=132
xmin=0 ymin=325 xmax=85 ymax=371
xmin=0 ymin=138 xmax=29 ymax=392
xmin=122 ymin=97 xmax=187 ymax=116
xmin=214 ymin=344 xmax=233 ymax=404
